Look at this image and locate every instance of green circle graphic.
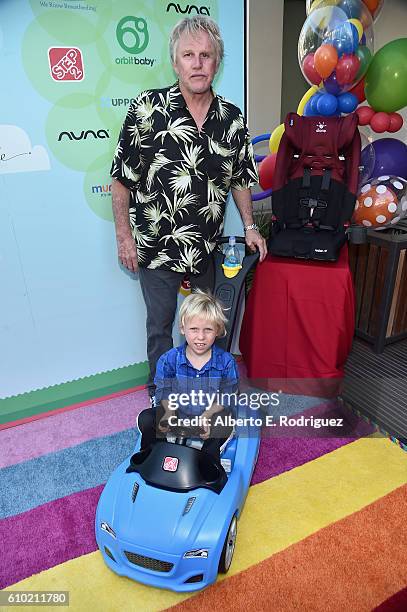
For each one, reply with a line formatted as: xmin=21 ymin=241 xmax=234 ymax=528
xmin=83 ymin=153 xmax=114 ymax=221
xmin=45 ymin=97 xmax=115 ymax=172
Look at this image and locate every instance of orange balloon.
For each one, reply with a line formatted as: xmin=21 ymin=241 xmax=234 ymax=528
xmin=353 ymin=184 xmax=398 ymax=227
xmin=314 ymin=44 xmax=338 ymax=79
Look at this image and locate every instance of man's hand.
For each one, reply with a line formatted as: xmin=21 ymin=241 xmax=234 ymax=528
xmin=245 ymin=229 xmax=267 ymax=262
xmin=158 ymin=415 xmax=170 ymax=434
xmin=111 ymin=178 xmax=138 ymax=272
xmin=231 ymin=187 xmax=268 ymax=263
xmin=117 ymin=236 xmax=138 ymax=273
xmin=199 ymin=414 xmax=211 ymax=440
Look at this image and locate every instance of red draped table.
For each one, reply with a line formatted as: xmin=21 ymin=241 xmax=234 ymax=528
xmin=239 ymin=246 xmax=355 ymax=397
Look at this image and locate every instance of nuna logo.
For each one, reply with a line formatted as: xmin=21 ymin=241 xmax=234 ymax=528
xmin=58 ymin=129 xmax=109 ymax=141
xmin=166 ymin=3 xmax=210 ymax=15
xmin=315 ymin=121 xmax=327 ymax=133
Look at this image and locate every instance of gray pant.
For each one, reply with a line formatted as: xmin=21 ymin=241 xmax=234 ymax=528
xmin=138 ymin=259 xmax=214 ymax=396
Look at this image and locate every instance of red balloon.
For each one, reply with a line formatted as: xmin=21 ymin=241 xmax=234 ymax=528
xmin=356 ymin=105 xmax=375 ymax=125
xmin=336 ymin=54 xmax=361 ymax=85
xmin=349 ymin=78 xmax=366 ymax=104
xmin=302 ymin=53 xmax=321 ymax=85
xmin=388 ymin=112 xmax=404 ymax=133
xmin=259 ymin=153 xmax=277 ymax=190
xmin=370 ymin=112 xmax=391 ymax=133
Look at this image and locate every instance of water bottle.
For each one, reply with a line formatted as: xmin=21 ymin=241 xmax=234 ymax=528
xmin=224 ymin=236 xmax=241 ymax=267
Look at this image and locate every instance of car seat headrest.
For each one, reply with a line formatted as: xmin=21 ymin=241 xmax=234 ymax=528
xmin=284 ymin=112 xmax=359 ymax=156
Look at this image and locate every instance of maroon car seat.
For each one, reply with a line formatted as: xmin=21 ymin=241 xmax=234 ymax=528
xmin=268 ymin=112 xmax=361 ymax=261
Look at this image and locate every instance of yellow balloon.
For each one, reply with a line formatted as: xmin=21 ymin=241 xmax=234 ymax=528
xmin=269 ymin=123 xmax=285 ymax=154
xmin=297 ymin=85 xmax=320 ymax=116
xmin=349 ymin=18 xmax=363 ymax=41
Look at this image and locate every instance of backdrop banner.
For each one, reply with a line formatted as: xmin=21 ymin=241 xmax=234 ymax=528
xmin=0 ymin=0 xmax=246 ymax=402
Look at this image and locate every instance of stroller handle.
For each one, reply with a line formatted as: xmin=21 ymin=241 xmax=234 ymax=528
xmin=217 ymin=236 xmax=247 ymax=245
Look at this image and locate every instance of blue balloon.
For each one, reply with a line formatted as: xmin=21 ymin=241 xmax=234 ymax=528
xmin=337 ymin=92 xmax=358 ymax=114
xmin=327 ymin=22 xmax=357 ymax=56
xmin=303 ymin=100 xmax=314 ymax=116
xmin=309 ymin=93 xmax=323 ymax=114
xmin=324 ymin=72 xmax=342 ymax=96
xmin=317 ymin=93 xmax=338 ymax=116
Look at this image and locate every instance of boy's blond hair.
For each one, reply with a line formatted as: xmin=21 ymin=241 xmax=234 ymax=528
xmin=179 ymin=290 xmax=227 ymax=337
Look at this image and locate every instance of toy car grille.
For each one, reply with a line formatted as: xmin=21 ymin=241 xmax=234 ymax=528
xmin=124 ymin=551 xmax=174 ymax=573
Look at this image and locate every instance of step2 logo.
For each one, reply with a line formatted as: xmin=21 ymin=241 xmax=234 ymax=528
xmin=163 ymin=456 xmax=179 ymax=472
xmin=48 ymin=47 xmax=84 ymax=81
xmin=116 ymin=16 xmax=149 ymax=54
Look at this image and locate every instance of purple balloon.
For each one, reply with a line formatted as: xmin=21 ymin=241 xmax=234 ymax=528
xmin=370 ymin=138 xmax=407 ymax=180
xmin=324 ymin=72 xmax=342 ymax=96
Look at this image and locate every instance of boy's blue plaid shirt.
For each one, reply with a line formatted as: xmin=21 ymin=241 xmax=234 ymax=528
xmin=154 ymin=343 xmax=239 ymax=417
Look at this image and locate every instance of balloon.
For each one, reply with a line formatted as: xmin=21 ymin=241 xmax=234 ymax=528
xmin=356 ymin=105 xmax=375 ymax=125
xmin=297 ymin=85 xmax=320 ymax=115
xmin=337 ymin=92 xmax=358 ymax=114
xmin=349 ymin=77 xmax=366 ymax=103
xmin=348 ymin=18 xmax=363 ymax=40
xmin=317 ymin=93 xmax=338 ymax=116
xmin=359 ymin=140 xmax=375 ymax=187
xmin=388 ymin=113 xmax=404 ymax=134
xmin=314 ymin=44 xmax=339 ymax=79
xmin=323 ymin=71 xmax=342 ymax=95
xmin=370 ymin=138 xmax=407 ymax=179
xmin=362 ymin=0 xmax=384 ymax=21
xmin=299 ymin=3 xmax=374 ymax=93
xmin=370 ymin=112 xmax=391 ymax=133
xmin=355 ymin=45 xmax=372 ymax=79
xmin=336 ymin=53 xmax=360 ymax=85
xmin=327 ymin=22 xmax=358 ymax=56
xmin=307 ymin=1 xmax=383 ymax=23
xmin=302 ymin=100 xmax=318 ymax=117
xmin=302 ymin=54 xmax=322 ymax=85
xmin=353 ymin=180 xmax=400 ymax=227
xmin=269 ymin=123 xmax=285 ymax=154
xmin=365 ymin=38 xmax=407 ymax=113
xmin=259 ymin=154 xmax=277 ymax=190
xmin=309 ymin=93 xmax=323 ymax=114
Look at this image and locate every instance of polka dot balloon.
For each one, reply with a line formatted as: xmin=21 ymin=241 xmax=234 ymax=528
xmin=353 ymin=176 xmax=407 ymax=228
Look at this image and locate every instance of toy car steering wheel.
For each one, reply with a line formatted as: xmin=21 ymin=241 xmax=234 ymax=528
xmin=160 ymin=420 xmax=206 ymax=445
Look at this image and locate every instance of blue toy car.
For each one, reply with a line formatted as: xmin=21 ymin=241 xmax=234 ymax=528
xmin=95 ymin=413 xmax=260 ymax=592
xmin=96 ymin=237 xmax=261 ymax=591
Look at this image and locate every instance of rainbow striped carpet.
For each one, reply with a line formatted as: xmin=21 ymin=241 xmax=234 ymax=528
xmin=1 ymin=388 xmax=407 ymax=612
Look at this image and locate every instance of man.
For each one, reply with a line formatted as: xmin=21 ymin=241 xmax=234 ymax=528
xmin=111 ymin=15 xmax=266 ymax=402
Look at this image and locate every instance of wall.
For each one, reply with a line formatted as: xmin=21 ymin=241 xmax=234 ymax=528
xmin=247 ymin=0 xmax=284 ymax=146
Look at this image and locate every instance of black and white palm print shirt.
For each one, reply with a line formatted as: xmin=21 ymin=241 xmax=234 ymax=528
xmin=111 ymin=83 xmax=258 ymax=274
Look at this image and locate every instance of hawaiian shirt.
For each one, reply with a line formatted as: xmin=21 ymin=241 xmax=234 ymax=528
xmin=154 ymin=343 xmax=239 ymax=417
xmin=110 ymin=83 xmax=258 ymax=274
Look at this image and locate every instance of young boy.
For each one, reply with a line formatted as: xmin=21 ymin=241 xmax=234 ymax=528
xmin=137 ymin=290 xmax=238 ymax=461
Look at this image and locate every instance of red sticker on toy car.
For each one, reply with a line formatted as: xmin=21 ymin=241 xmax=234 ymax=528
xmin=163 ymin=456 xmax=179 ymax=472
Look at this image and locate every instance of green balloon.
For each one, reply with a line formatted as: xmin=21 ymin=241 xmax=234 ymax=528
xmin=355 ymin=46 xmax=372 ymax=81
xmin=365 ymin=38 xmax=407 ymax=112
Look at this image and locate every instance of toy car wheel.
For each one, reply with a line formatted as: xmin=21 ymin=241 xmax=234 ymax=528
xmin=218 ymin=515 xmax=237 ymax=573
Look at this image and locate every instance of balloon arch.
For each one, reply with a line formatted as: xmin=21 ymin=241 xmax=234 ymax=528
xmin=253 ymin=0 xmax=407 ymax=227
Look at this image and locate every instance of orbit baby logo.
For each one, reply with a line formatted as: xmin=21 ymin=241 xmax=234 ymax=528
xmin=48 ymin=47 xmax=84 ymax=81
xmin=115 ymin=16 xmax=155 ymax=68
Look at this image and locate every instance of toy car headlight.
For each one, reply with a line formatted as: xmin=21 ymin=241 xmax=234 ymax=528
xmin=100 ymin=522 xmax=116 ymax=538
xmin=183 ymin=549 xmax=209 ymax=559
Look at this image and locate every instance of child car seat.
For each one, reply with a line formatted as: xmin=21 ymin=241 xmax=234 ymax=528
xmin=268 ymin=112 xmax=361 ymax=261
